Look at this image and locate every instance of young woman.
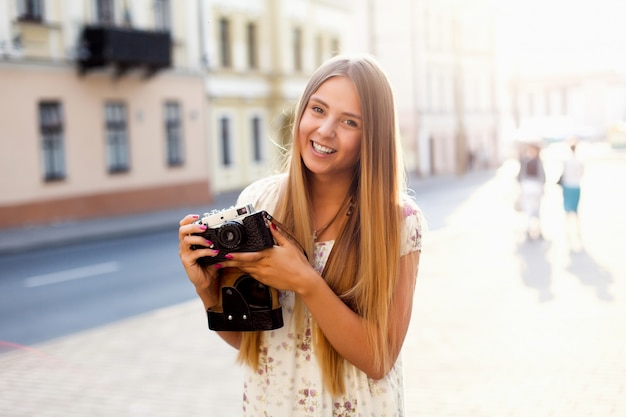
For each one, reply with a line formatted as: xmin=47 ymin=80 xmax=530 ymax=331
xmin=178 ymin=54 xmax=424 ymax=416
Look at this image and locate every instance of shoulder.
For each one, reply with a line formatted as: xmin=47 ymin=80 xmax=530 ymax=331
xmin=400 ymin=193 xmax=426 ymax=255
xmin=236 ymin=174 xmax=286 ymax=212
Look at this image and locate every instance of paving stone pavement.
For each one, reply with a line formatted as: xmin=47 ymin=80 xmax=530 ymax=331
xmin=1 ymin=144 xmax=624 ymax=416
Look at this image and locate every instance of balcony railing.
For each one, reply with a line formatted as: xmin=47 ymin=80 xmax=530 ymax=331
xmin=77 ymin=25 xmax=171 ymax=78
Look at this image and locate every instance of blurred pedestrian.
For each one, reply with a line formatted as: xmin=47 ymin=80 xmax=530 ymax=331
xmin=178 ymin=54 xmax=424 ymax=416
xmin=560 ymin=142 xmax=584 ymax=240
xmin=517 ymin=143 xmax=546 ymax=239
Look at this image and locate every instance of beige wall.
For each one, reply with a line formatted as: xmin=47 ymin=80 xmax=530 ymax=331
xmin=0 ymin=64 xmax=211 ymax=227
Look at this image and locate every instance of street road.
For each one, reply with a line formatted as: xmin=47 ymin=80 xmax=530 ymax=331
xmin=0 ymin=230 xmax=198 ymax=345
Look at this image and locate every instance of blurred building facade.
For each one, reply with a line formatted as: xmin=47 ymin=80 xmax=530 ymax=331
xmin=0 ymin=0 xmax=500 ymax=229
xmin=371 ymin=0 xmax=499 ymax=176
xmin=509 ymin=71 xmax=626 ymax=143
xmin=0 ymin=0 xmax=366 ymax=228
xmin=0 ymin=0 xmax=209 ymax=228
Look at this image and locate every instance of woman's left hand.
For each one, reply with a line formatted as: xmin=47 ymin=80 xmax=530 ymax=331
xmin=216 ymin=223 xmax=318 ymax=295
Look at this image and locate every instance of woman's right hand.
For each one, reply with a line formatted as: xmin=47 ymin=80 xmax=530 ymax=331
xmin=178 ymin=214 xmax=221 ymax=308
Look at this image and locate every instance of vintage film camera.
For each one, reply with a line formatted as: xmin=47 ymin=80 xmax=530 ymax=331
xmin=192 ymin=204 xmax=283 ymax=331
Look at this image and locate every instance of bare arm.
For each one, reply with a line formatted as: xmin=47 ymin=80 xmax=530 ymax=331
xmin=299 ymin=250 xmax=420 ymax=378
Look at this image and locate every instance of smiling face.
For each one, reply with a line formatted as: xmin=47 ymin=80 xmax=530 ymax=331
xmin=297 ymin=76 xmax=362 ymax=182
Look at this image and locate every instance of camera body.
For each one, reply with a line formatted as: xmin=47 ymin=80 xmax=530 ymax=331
xmin=192 ymin=204 xmax=283 ymax=331
xmin=192 ymin=204 xmax=274 ymax=266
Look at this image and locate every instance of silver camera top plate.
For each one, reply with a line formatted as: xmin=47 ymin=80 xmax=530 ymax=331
xmin=200 ymin=203 xmax=256 ymax=228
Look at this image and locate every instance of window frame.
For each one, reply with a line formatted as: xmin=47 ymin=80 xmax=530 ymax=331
xmin=247 ymin=21 xmax=258 ymax=69
xmin=251 ymin=116 xmax=262 ymax=162
xmin=95 ymin=0 xmax=115 ymax=25
xmin=165 ymin=101 xmax=184 ymax=167
xmin=220 ymin=116 xmax=232 ymax=166
xmin=154 ymin=0 xmax=171 ymax=30
xmin=293 ymin=27 xmax=303 ymax=72
xmin=219 ymin=17 xmax=232 ymax=68
xmin=17 ymin=0 xmax=44 ymax=22
xmin=39 ymin=101 xmax=66 ymax=182
xmin=104 ymin=102 xmax=131 ymax=174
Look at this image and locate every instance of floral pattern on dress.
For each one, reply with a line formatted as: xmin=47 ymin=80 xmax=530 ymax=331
xmin=235 ymin=176 xmax=424 ymax=417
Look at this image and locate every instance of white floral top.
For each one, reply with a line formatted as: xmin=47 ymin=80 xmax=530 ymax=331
xmin=236 ymin=175 xmax=424 ymax=417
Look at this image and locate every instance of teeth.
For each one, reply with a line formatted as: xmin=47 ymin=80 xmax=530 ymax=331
xmin=312 ymin=141 xmax=335 ymax=154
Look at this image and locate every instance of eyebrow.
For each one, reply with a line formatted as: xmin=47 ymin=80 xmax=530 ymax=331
xmin=310 ymin=96 xmax=362 ymax=120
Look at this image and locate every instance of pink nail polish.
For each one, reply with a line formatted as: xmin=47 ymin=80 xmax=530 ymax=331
xmin=225 ymin=254 xmax=233 ymax=260
xmin=214 ymin=263 xmax=222 ymax=269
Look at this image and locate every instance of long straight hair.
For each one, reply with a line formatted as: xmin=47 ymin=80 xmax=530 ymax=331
xmin=238 ymin=54 xmax=405 ymax=395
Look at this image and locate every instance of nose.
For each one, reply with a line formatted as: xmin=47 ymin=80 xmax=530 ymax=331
xmin=316 ymin=117 xmax=337 ymax=138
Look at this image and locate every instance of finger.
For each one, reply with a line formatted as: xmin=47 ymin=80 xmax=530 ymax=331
xmin=179 ymin=222 xmax=209 ymax=240
xmin=269 ymin=222 xmax=291 ymax=247
xmin=179 ymin=214 xmax=200 ymax=227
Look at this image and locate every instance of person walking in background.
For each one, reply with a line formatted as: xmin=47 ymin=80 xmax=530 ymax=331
xmin=560 ymin=142 xmax=584 ymax=241
xmin=518 ymin=143 xmax=546 ymax=240
xmin=178 ymin=54 xmax=424 ymax=416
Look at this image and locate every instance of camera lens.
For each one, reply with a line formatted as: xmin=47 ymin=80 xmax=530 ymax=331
xmin=217 ymin=221 xmax=245 ymax=250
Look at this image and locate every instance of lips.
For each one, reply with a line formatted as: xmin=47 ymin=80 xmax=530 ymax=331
xmin=311 ymin=140 xmax=336 ymax=155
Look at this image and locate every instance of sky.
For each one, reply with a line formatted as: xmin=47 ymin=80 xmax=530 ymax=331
xmin=495 ymin=0 xmax=626 ymax=75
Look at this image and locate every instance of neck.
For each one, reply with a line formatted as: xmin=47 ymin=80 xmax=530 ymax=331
xmin=308 ymin=174 xmax=353 ymax=206
xmin=307 ymin=174 xmax=354 ymax=242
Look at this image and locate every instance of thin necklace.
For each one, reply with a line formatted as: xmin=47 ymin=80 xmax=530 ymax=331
xmin=312 ymin=197 xmax=353 ymax=242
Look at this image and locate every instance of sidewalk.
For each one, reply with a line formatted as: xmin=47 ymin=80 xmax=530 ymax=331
xmin=1 ymin=149 xmax=625 ymax=417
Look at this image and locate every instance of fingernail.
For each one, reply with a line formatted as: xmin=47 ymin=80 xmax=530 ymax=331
xmin=224 ymin=254 xmax=233 ymax=260
xmin=206 ymin=239 xmax=213 ymax=246
xmin=212 ymin=249 xmax=219 ymax=254
xmin=191 ymin=215 xmax=199 ymax=219
xmin=199 ymin=225 xmax=208 ymax=230
xmin=271 ymin=223 xmax=277 ymax=230
xmin=214 ymin=263 xmax=222 ymax=269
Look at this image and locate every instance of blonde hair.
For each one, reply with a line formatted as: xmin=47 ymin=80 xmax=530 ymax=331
xmin=238 ymin=54 xmax=405 ymax=395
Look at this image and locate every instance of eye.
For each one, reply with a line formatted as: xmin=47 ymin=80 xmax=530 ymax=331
xmin=343 ymin=119 xmax=359 ymax=128
xmin=311 ymin=105 xmax=324 ymax=114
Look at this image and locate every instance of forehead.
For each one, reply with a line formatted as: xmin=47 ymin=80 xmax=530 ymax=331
xmin=311 ymin=76 xmax=360 ymax=110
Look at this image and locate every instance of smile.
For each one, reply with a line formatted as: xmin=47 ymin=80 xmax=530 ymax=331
xmin=311 ymin=141 xmax=336 ymax=155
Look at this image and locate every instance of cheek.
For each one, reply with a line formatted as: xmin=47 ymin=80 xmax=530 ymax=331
xmin=297 ymin=116 xmax=315 ymax=144
xmin=346 ymin=135 xmax=362 ymax=162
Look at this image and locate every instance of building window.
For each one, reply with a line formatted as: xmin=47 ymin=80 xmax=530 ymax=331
xmin=330 ymin=37 xmax=340 ymax=56
xmin=247 ymin=22 xmax=258 ymax=69
xmin=165 ymin=101 xmax=184 ymax=166
xmin=17 ymin=0 xmax=44 ymax=22
xmin=96 ymin=0 xmax=115 ymax=25
xmin=220 ymin=116 xmax=232 ymax=166
xmin=105 ymin=102 xmax=130 ymax=173
xmin=293 ymin=27 xmax=303 ymax=71
xmin=219 ymin=17 xmax=231 ymax=68
xmin=39 ymin=102 xmax=65 ymax=181
xmin=315 ymin=34 xmax=323 ymax=66
xmin=252 ymin=116 xmax=262 ymax=162
xmin=154 ymin=0 xmax=171 ymax=30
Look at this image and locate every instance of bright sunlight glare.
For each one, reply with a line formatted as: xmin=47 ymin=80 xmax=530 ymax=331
xmin=495 ymin=0 xmax=626 ymax=75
